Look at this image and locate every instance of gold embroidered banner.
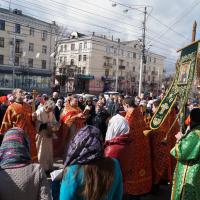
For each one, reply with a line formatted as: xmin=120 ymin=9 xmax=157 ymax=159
xmin=150 ymin=41 xmax=199 ymax=130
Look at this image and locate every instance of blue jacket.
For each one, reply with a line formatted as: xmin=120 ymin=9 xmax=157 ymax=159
xmin=60 ymin=158 xmax=123 ymax=200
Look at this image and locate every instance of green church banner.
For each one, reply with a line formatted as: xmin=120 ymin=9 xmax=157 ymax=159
xmin=150 ymin=41 xmax=199 ymax=130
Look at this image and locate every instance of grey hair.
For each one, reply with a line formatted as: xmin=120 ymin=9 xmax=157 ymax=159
xmin=44 ymin=100 xmax=55 ymax=110
xmin=12 ymin=88 xmax=23 ymax=96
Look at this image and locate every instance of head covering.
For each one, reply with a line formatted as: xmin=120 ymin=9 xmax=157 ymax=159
xmin=139 ymin=100 xmax=147 ymax=107
xmin=190 ymin=108 xmax=200 ymax=124
xmin=105 ymin=114 xmax=130 ymax=141
xmin=0 ymin=128 xmax=31 ymax=169
xmin=0 ymin=96 xmax=7 ymax=103
xmin=64 ymin=125 xmax=103 ymax=166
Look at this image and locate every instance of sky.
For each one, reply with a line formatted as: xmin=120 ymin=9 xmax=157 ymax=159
xmin=1 ymin=0 xmax=200 ymax=75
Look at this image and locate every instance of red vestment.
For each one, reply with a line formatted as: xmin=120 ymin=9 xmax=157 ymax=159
xmin=124 ymin=107 xmax=152 ymax=195
xmin=104 ymin=134 xmax=133 ymax=194
xmin=53 ymin=103 xmax=85 ymax=158
xmin=150 ymin=109 xmax=179 ymax=184
xmin=0 ymin=102 xmax=37 ymax=160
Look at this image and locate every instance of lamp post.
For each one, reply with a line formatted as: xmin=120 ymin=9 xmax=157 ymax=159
xmin=115 ymin=39 xmax=120 ymax=92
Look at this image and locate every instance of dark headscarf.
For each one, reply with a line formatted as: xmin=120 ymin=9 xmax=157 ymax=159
xmin=190 ymin=108 xmax=200 ymax=129
xmin=64 ymin=125 xmax=103 ymax=166
xmin=0 ymin=128 xmax=31 ymax=169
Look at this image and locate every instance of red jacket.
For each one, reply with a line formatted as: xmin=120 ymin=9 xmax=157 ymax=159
xmin=104 ymin=134 xmax=132 ymax=194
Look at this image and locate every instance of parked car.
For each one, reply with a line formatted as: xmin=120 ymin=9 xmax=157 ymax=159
xmin=104 ymin=91 xmax=119 ymax=100
xmin=76 ymin=93 xmax=96 ymax=100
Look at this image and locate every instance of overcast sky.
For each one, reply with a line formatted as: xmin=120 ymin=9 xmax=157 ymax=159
xmin=1 ymin=0 xmax=200 ymax=74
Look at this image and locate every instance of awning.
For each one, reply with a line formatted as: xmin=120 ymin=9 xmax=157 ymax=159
xmin=77 ymin=74 xmax=94 ymax=80
xmin=0 ymin=65 xmax=52 ymax=77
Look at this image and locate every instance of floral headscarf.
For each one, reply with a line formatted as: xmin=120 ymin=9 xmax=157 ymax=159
xmin=0 ymin=128 xmax=31 ymax=169
xmin=64 ymin=125 xmax=103 ymax=166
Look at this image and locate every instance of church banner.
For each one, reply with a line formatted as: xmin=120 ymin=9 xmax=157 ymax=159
xmin=150 ymin=41 xmax=199 ymax=130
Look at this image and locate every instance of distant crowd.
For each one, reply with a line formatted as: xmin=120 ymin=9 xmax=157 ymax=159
xmin=0 ymin=89 xmax=200 ymax=200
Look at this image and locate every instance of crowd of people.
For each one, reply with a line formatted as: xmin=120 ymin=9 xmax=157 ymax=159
xmin=0 ymin=88 xmax=200 ymax=200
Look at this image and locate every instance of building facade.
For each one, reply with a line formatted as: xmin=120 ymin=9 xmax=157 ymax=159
xmin=56 ymin=32 xmax=165 ymax=95
xmin=0 ymin=8 xmax=57 ymax=94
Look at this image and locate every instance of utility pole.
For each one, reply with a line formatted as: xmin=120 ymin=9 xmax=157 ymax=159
xmin=138 ymin=6 xmax=147 ymax=97
xmin=115 ymin=38 xmax=120 ymax=92
xmin=12 ymin=34 xmax=16 ymax=89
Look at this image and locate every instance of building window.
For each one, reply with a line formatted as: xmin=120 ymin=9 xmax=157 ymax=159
xmin=133 ymin=66 xmax=135 ymax=72
xmin=71 ymin=43 xmax=75 ymax=50
xmin=29 ymin=43 xmax=34 ymax=51
xmin=154 ymin=58 xmax=156 ymax=63
xmin=82 ymin=67 xmax=86 ymax=74
xmin=15 ymin=24 xmax=21 ymax=33
xmin=113 ymin=59 xmax=116 ymax=65
xmin=41 ymin=60 xmax=46 ymax=69
xmin=14 ymin=56 xmax=19 ymax=66
xmin=0 ymin=37 xmax=4 ymax=47
xmin=149 ymin=57 xmax=151 ymax=62
xmin=64 ymin=44 xmax=67 ymax=51
xmin=105 ymin=69 xmax=109 ymax=76
xmin=106 ymin=46 xmax=110 ymax=53
xmin=127 ymin=62 xmax=129 ymax=67
xmin=83 ymin=55 xmax=87 ymax=61
xmin=78 ymin=55 xmax=82 ymax=61
xmin=28 ymin=58 xmax=33 ymax=68
xmin=114 ymin=48 xmax=117 ymax=55
xmin=143 ymin=65 xmax=146 ymax=73
xmin=0 ymin=55 xmax=4 ymax=64
xmin=133 ymin=52 xmax=136 ymax=58
xmin=84 ymin=41 xmax=87 ymax=49
xmin=0 ymin=20 xmax=5 ymax=31
xmin=60 ymin=45 xmax=63 ymax=52
xmin=30 ymin=27 xmax=34 ymax=36
xmin=70 ymin=59 xmax=74 ymax=65
xmin=78 ymin=67 xmax=81 ymax=73
xmin=41 ymin=30 xmax=47 ymax=40
xmin=42 ymin=45 xmax=47 ymax=54
xmin=148 ymin=75 xmax=150 ymax=81
xmin=79 ymin=43 xmax=82 ymax=50
xmin=121 ymin=49 xmax=124 ymax=56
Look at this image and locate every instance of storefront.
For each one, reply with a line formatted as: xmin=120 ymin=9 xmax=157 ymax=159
xmin=0 ymin=65 xmax=52 ymax=94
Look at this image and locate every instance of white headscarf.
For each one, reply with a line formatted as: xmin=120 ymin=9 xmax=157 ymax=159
xmin=105 ymin=114 xmax=130 ymax=141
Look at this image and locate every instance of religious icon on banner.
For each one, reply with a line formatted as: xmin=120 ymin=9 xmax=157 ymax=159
xmin=178 ymin=61 xmax=191 ymax=85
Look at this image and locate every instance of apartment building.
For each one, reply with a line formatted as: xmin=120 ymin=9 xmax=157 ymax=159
xmin=56 ymin=32 xmax=165 ymax=95
xmin=0 ymin=8 xmax=57 ymax=93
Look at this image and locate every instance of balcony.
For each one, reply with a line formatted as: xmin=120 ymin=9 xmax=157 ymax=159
xmin=118 ymin=76 xmax=125 ymax=81
xmin=103 ymin=62 xmax=112 ymax=68
xmin=119 ymin=65 xmax=125 ymax=70
xmin=15 ymin=48 xmax=23 ymax=55
xmin=101 ymin=76 xmax=115 ymax=81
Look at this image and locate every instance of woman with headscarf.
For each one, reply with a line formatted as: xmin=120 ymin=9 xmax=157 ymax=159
xmin=171 ymin=108 xmax=200 ymax=200
xmin=60 ymin=125 xmax=123 ymax=200
xmin=0 ymin=127 xmax=52 ymax=200
xmin=35 ymin=99 xmax=58 ymax=173
xmin=104 ymin=114 xmax=132 ymax=199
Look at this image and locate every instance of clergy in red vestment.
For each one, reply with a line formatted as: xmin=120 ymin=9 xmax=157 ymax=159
xmin=54 ymin=96 xmax=85 ymax=158
xmin=149 ymin=99 xmax=179 ymax=185
xmin=0 ymin=88 xmax=37 ymax=161
xmin=123 ymin=97 xmax=152 ymax=196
